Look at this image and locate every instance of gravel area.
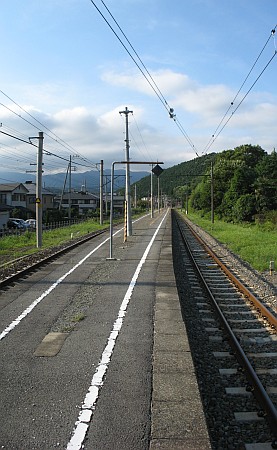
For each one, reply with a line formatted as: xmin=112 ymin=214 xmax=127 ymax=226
xmin=0 ymin=232 xmax=103 ymax=283
xmin=185 ymin=217 xmax=277 ymax=315
xmin=172 ymin=215 xmax=276 ymax=449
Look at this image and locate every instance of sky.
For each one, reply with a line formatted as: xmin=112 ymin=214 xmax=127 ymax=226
xmin=0 ymin=0 xmax=276 ymax=182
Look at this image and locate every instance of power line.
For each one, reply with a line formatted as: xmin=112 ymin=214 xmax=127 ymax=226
xmin=99 ymin=0 xmax=170 ymax=108
xmin=130 ymin=114 xmax=154 ymax=162
xmin=0 ymin=91 xmax=99 ymax=168
xmin=89 ymin=0 xmax=198 ymax=155
xmin=203 ymin=26 xmax=277 ymax=154
xmin=204 ymin=50 xmax=277 ymax=154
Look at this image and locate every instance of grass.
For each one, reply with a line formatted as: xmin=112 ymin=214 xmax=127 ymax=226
xmin=0 ymin=219 xmax=109 ymax=264
xmin=184 ymin=211 xmax=277 ymax=272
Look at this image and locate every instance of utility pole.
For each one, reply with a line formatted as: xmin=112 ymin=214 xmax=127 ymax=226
xmin=134 ymin=184 xmax=137 ymax=209
xmin=211 ymin=160 xmax=214 ymax=224
xmin=157 ymin=176 xmax=160 ymax=213
xmin=150 ymin=166 xmax=154 ymax=218
xmin=68 ymin=155 xmax=72 ymax=221
xmin=119 ymin=106 xmax=133 ymax=236
xmin=36 ymin=132 xmax=43 ymax=248
xmin=100 ymin=160 xmax=103 ymax=225
xmin=59 ymin=164 xmax=69 ymax=211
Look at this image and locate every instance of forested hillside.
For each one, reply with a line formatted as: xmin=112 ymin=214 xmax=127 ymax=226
xmin=131 ymin=153 xmax=216 ymax=199
xmin=132 ymin=144 xmax=277 ymax=223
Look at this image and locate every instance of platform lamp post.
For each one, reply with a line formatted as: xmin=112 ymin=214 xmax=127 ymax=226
xmin=152 ymin=164 xmax=164 ymax=216
xmin=99 ymin=160 xmax=104 ymax=225
xmin=108 ymin=161 xmax=163 ymax=260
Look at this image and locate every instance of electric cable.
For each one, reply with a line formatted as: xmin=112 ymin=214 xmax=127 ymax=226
xmin=203 ymin=25 xmax=277 ymax=154
xmin=130 ymin=114 xmax=154 ymax=162
xmin=99 ymin=0 xmax=170 ymax=108
xmin=204 ymin=48 xmax=277 ymax=154
xmin=89 ymin=0 xmax=198 ymax=154
xmin=0 ymin=91 xmax=99 ymax=168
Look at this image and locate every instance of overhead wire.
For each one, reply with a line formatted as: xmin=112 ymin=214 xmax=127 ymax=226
xmin=0 ymin=90 xmax=99 ymax=169
xmin=131 ymin=114 xmax=154 ymax=162
xmin=0 ymin=128 xmax=99 ymax=174
xmin=202 ymin=25 xmax=277 ymax=154
xmin=89 ymin=0 xmax=198 ymax=155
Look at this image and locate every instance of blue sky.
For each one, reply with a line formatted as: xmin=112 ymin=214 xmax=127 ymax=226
xmin=0 ymin=0 xmax=276 ymax=180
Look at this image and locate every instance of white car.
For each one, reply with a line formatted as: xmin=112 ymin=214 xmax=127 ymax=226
xmin=25 ymin=219 xmax=36 ymax=229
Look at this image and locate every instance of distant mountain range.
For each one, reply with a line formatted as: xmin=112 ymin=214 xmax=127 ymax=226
xmin=0 ymin=169 xmax=150 ymax=193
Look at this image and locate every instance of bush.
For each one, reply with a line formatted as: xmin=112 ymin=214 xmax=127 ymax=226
xmin=233 ymin=194 xmax=256 ymax=222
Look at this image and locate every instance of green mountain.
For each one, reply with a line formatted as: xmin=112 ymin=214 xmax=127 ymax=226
xmin=130 ymin=153 xmax=216 ymax=198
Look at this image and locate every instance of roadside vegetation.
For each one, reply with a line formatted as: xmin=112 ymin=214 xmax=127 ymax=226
xmin=0 ymin=219 xmax=109 ymax=264
xmin=134 ymin=143 xmax=276 ymax=273
xmin=185 ymin=210 xmax=276 ymax=272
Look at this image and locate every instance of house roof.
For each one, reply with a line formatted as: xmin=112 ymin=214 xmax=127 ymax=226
xmin=0 ymin=183 xmax=28 ymax=192
xmin=23 ymin=183 xmax=54 ymax=196
xmin=61 ymin=191 xmax=99 ymax=200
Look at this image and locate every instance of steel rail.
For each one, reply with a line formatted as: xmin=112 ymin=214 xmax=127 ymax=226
xmin=173 ymin=211 xmax=277 ymax=442
xmin=179 ymin=213 xmax=276 ymax=330
xmin=0 ymin=228 xmax=108 ymax=289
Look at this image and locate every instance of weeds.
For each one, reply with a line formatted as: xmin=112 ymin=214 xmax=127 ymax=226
xmin=186 ymin=211 xmax=277 ymax=272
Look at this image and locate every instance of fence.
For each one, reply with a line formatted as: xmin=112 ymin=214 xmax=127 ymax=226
xmin=0 ymin=218 xmax=87 ymax=239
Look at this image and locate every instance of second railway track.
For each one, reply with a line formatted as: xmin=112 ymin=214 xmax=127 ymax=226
xmin=172 ymin=210 xmax=277 ymax=449
xmin=0 ymin=228 xmax=108 ymax=288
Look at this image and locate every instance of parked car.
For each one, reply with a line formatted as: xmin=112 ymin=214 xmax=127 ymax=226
xmin=7 ymin=218 xmax=27 ymax=230
xmin=25 ymin=219 xmax=36 ymax=229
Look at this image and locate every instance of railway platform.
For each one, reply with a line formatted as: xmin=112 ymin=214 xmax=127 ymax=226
xmin=0 ymin=209 xmax=211 ymax=449
xmin=150 ymin=212 xmax=211 ymax=449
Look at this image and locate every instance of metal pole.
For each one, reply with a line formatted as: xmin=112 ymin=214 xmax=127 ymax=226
xmin=36 ymin=132 xmax=43 ymax=248
xmin=59 ymin=163 xmax=69 ymax=211
xmin=100 ymin=159 xmax=103 ymax=225
xmin=211 ymin=161 xmax=214 ymax=224
xmin=108 ymin=161 xmax=164 ymax=260
xmin=108 ymin=162 xmax=115 ymax=259
xmin=68 ymin=155 xmax=72 ymax=221
xmin=119 ymin=107 xmax=133 ymax=236
xmin=151 ymin=165 xmax=154 ymax=218
xmin=105 ymin=176 xmax=108 ymax=215
xmin=158 ymin=177 xmax=160 ymax=213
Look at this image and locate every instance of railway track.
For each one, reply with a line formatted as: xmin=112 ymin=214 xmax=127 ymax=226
xmin=172 ymin=210 xmax=277 ymax=449
xmin=0 ymin=228 xmax=108 ymax=288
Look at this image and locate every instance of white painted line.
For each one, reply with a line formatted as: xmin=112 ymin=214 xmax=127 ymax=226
xmin=0 ymin=213 xmax=159 ymax=342
xmin=0 ymin=229 xmax=123 ymax=342
xmin=66 ymin=211 xmax=168 ymax=450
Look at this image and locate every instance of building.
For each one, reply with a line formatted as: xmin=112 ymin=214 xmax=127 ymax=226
xmin=59 ymin=191 xmax=99 ymax=216
xmin=0 ymin=183 xmax=29 ymax=210
xmin=23 ymin=181 xmax=54 ymax=214
xmin=0 ymin=182 xmax=55 ymax=228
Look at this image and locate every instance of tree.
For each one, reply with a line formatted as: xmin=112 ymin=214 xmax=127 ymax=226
xmin=233 ymin=194 xmax=256 ymax=222
xmin=255 ymin=150 xmax=277 ymax=212
xmin=173 ymin=185 xmax=189 ymax=208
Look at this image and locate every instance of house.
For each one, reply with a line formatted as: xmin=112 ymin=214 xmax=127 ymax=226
xmin=23 ymin=181 xmax=54 ymax=213
xmin=59 ymin=191 xmax=99 ymax=215
xmin=0 ymin=183 xmax=29 ymax=210
xmin=0 ymin=182 xmax=55 ymax=227
xmin=104 ymin=194 xmax=125 ymax=215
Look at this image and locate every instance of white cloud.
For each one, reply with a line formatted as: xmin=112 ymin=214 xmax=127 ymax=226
xmin=1 ymin=66 xmax=276 ymax=178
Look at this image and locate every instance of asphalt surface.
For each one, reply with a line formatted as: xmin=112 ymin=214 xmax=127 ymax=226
xmin=0 ymin=210 xmax=211 ymax=449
